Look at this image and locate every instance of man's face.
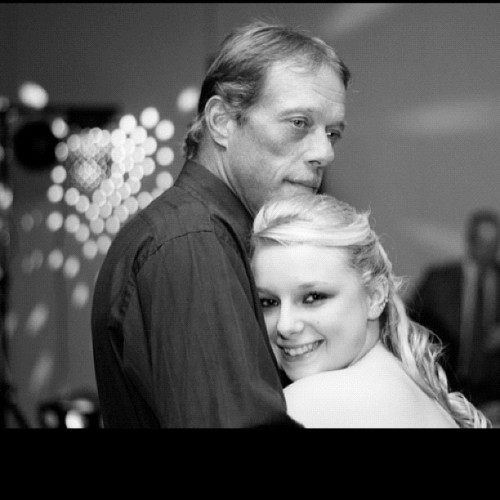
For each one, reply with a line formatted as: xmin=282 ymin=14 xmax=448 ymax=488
xmin=224 ymin=61 xmax=346 ymax=216
xmin=469 ymin=221 xmax=499 ymax=267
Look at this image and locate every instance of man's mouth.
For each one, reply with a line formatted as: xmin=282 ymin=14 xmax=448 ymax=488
xmin=287 ymin=180 xmax=319 ymax=191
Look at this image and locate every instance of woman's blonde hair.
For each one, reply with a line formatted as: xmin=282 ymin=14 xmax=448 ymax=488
xmin=251 ymin=193 xmax=490 ymax=428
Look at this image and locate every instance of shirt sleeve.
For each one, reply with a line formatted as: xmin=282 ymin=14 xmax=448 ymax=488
xmin=121 ymin=228 xmax=298 ymax=427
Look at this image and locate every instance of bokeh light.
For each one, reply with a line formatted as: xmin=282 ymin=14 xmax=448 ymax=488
xmin=137 ymin=192 xmax=153 ymax=210
xmin=119 ymin=114 xmax=137 ymax=134
xmin=29 ymin=350 xmax=54 ymax=395
xmin=46 ymin=211 xmax=64 ymax=232
xmin=51 ymin=117 xmax=69 ymax=139
xmin=97 ymin=234 xmax=112 ymax=254
xmin=156 ymin=171 xmax=174 ymax=190
xmin=75 ymin=223 xmax=90 ymax=242
xmin=5 ymin=310 xmax=18 ymax=340
xmin=177 ymin=86 xmax=200 ymax=114
xmin=155 ymin=120 xmax=175 ymax=141
xmin=156 ymin=146 xmax=174 ymax=166
xmin=65 ymin=410 xmax=86 ymax=429
xmin=66 ymin=129 xmax=112 ymax=194
xmin=63 ymin=255 xmax=80 ymax=279
xmin=90 ymin=218 xmax=104 ymax=235
xmin=64 ymin=214 xmax=80 ymax=233
xmin=140 ymin=107 xmax=160 ymax=129
xmin=51 ymin=165 xmax=67 ymax=184
xmin=64 ymin=187 xmax=79 ymax=206
xmin=131 ymin=126 xmax=147 ymax=145
xmin=55 ymin=142 xmax=69 ymax=162
xmin=47 ymin=248 xmax=64 ymax=270
xmin=18 ymin=81 xmax=49 ymax=109
xmin=0 ymin=183 xmax=13 ymax=210
xmin=9 ymin=105 xmax=181 ymax=418
xmin=82 ymin=240 xmax=98 ymax=260
xmin=47 ymin=184 xmax=64 ymax=204
xmin=34 ymin=108 xmax=177 ymax=307
xmin=26 ymin=303 xmax=50 ymax=336
xmin=72 ymin=282 xmax=90 ymax=308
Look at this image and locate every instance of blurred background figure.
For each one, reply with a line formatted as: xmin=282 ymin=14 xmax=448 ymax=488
xmin=409 ymin=209 xmax=500 ymax=423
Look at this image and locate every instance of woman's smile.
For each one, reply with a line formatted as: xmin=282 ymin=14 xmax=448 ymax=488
xmin=279 ymin=340 xmax=324 ymax=359
xmin=253 ymin=244 xmax=379 ymax=381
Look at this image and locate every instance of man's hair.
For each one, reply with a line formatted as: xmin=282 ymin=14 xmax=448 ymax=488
xmin=182 ymin=21 xmax=351 ymax=160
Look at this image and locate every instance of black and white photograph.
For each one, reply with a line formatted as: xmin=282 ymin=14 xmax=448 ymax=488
xmin=1 ymin=3 xmax=500 ymax=430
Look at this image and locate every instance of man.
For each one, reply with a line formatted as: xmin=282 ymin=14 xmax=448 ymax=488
xmin=410 ymin=209 xmax=500 ymax=406
xmin=91 ymin=21 xmax=350 ymax=427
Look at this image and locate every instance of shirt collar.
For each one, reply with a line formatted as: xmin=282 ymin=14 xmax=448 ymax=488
xmin=175 ymin=160 xmax=253 ymax=246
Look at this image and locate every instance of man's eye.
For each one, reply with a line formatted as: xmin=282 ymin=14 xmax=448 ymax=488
xmin=304 ymin=292 xmax=327 ymax=304
xmin=260 ymin=297 xmax=278 ymax=308
xmin=327 ymin=130 xmax=342 ymax=143
xmin=291 ymin=118 xmax=308 ymax=129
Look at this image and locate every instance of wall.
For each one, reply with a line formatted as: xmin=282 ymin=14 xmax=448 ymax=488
xmin=317 ymin=3 xmax=500 ymax=281
xmin=1 ymin=3 xmax=500 ymax=426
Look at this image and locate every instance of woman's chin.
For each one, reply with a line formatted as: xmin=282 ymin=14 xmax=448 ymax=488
xmin=284 ymin=365 xmax=320 ymax=382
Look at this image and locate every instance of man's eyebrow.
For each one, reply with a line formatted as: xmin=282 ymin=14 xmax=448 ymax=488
xmin=326 ymin=120 xmax=346 ymax=133
xmin=279 ymin=107 xmax=347 ymax=129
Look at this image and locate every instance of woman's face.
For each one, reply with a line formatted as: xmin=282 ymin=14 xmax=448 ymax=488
xmin=252 ymin=244 xmax=381 ymax=381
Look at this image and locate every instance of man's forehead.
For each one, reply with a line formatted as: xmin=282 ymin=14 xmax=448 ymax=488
xmin=263 ymin=59 xmax=347 ymax=103
xmin=268 ymin=58 xmax=344 ymax=83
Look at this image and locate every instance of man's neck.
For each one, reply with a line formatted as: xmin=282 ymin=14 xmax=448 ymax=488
xmin=193 ymin=149 xmax=252 ymax=216
xmin=194 ymin=149 xmax=230 ymax=187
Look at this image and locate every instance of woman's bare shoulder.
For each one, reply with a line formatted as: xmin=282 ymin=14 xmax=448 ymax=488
xmin=284 ymin=344 xmax=457 ymax=428
xmin=284 ymin=360 xmax=396 ymax=428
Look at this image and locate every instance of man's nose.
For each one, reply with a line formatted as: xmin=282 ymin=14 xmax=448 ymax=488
xmin=306 ymin=129 xmax=335 ymax=169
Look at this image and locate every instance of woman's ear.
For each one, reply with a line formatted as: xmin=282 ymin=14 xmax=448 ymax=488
xmin=204 ymin=95 xmax=234 ymax=148
xmin=367 ymin=278 xmax=389 ymax=320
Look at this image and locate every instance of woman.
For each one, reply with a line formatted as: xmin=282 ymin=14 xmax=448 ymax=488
xmin=251 ymin=193 xmax=489 ymax=428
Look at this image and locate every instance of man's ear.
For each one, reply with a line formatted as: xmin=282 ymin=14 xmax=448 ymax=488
xmin=204 ymin=95 xmax=234 ymax=148
xmin=367 ymin=278 xmax=389 ymax=320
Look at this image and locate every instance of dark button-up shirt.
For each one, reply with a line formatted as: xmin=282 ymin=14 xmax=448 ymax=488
xmin=91 ymin=160 xmax=297 ymax=427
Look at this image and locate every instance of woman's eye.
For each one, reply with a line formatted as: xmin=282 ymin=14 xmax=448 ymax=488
xmin=260 ymin=297 xmax=278 ymax=308
xmin=304 ymin=292 xmax=327 ymax=304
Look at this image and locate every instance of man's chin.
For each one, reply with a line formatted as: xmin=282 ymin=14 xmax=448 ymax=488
xmin=255 ymin=185 xmax=318 ymax=213
xmin=280 ymin=183 xmax=317 ymax=198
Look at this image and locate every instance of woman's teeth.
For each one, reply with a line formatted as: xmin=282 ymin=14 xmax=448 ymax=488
xmin=282 ymin=341 xmax=321 ymax=357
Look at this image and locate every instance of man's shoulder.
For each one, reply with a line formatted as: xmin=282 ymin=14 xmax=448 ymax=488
xmin=129 ymin=185 xmax=218 ymax=243
xmin=424 ymin=261 xmax=462 ymax=279
xmin=102 ymin=186 xmax=216 ymax=265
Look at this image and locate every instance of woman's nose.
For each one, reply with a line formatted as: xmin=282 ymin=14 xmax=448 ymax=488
xmin=276 ymin=306 xmax=305 ymax=338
